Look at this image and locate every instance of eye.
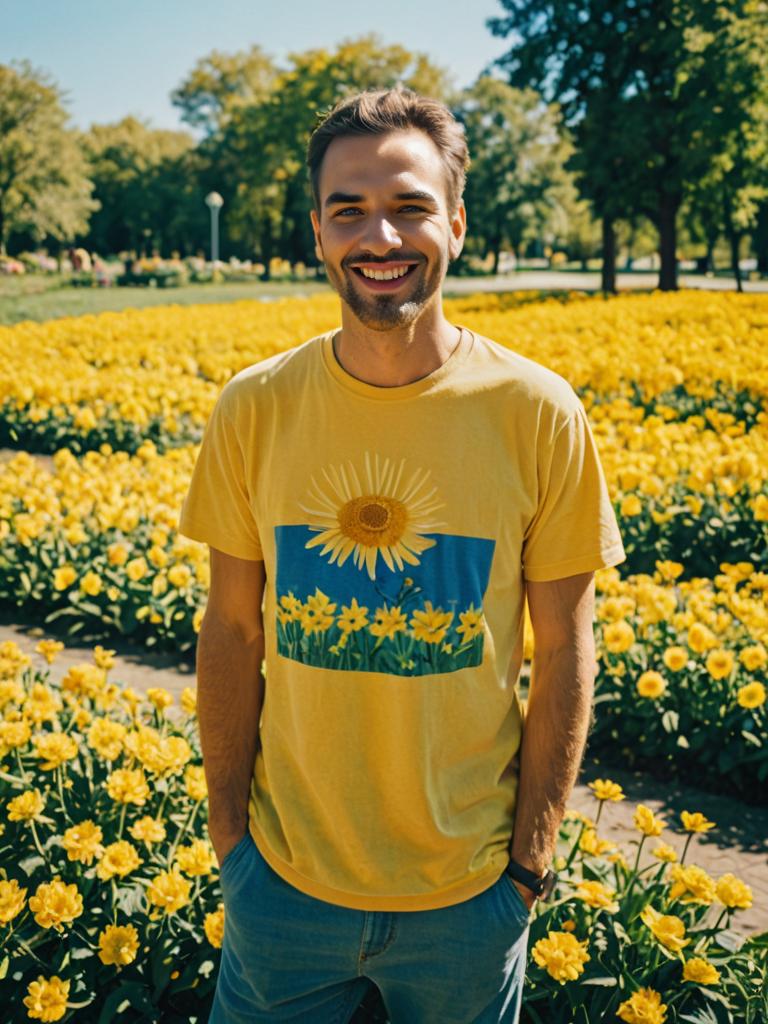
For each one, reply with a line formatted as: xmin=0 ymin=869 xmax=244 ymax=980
xmin=400 ymin=205 xmax=425 ymax=213
xmin=335 ymin=207 xmax=362 ymax=217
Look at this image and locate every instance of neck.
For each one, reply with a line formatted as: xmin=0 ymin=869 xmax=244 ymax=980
xmin=334 ymin=302 xmax=461 ymax=388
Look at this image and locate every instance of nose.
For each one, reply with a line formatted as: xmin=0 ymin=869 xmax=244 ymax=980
xmin=359 ymin=214 xmax=402 ymax=255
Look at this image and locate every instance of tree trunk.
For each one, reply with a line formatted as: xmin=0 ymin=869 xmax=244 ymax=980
xmin=260 ymin=216 xmax=273 ymax=281
xmin=0 ymin=202 xmax=5 ymax=257
xmin=729 ymin=231 xmax=743 ymax=292
xmin=657 ymin=193 xmax=679 ymax=291
xmin=492 ymin=245 xmax=501 ymax=276
xmin=601 ymin=215 xmax=617 ymax=294
xmin=755 ymin=203 xmax=768 ymax=277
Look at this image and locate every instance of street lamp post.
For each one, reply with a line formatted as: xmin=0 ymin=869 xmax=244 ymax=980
xmin=205 ymin=192 xmax=224 ymax=265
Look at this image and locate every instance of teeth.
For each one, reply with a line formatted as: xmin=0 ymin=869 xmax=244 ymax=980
xmin=360 ymin=265 xmax=411 ymax=280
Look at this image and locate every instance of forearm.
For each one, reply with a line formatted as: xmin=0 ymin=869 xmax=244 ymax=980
xmin=196 ymin=611 xmax=265 ymax=834
xmin=510 ymin=642 xmax=596 ymax=874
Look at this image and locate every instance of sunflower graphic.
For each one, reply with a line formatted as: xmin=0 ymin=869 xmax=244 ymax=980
xmin=298 ymin=452 xmax=446 ymax=580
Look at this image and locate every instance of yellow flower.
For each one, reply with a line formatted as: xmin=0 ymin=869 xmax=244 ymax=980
xmin=705 ymin=648 xmax=733 ymax=680
xmin=53 ymin=566 xmax=77 ymax=591
xmin=651 ymin=842 xmax=678 ymax=863
xmin=715 ymin=873 xmax=752 ymax=909
xmin=300 ymin=589 xmax=337 ymax=634
xmin=737 ymin=682 xmax=766 ymax=709
xmin=617 ymin=987 xmax=668 ymax=1024
xmin=175 ymin=838 xmax=215 ymax=876
xmin=640 ymin=905 xmax=690 ymax=952
xmin=369 ymin=604 xmax=408 ymax=640
xmin=193 ymin=607 xmax=204 ymax=633
xmin=97 ymin=840 xmax=142 ymax=880
xmin=106 ymin=767 xmax=150 ymax=805
xmin=180 ymin=687 xmax=197 ymax=715
xmin=683 ymin=957 xmax=721 ymax=985
xmin=128 ymin=815 xmax=167 ymax=844
xmin=531 ymin=931 xmax=590 ymax=984
xmin=620 ymin=495 xmax=643 ymax=517
xmin=168 ymin=563 xmax=193 ymax=588
xmin=62 ymin=820 xmax=103 ymax=864
xmin=680 ymin=811 xmax=715 ymax=833
xmin=687 ymin=622 xmax=717 ymax=653
xmin=667 ymin=864 xmax=716 ymax=905
xmin=655 ymin=560 xmax=684 ymax=582
xmin=410 ymin=601 xmax=453 ymax=645
xmin=634 ymin=804 xmax=665 ymax=837
xmin=107 ymin=542 xmax=129 ymax=566
xmin=0 ymin=718 xmax=31 ymax=755
xmin=80 ymin=570 xmax=103 ymax=596
xmin=61 ymin=663 xmax=105 ymax=699
xmin=29 ymin=878 xmax=84 ymax=931
xmin=33 ymin=731 xmax=78 ymax=770
xmin=575 ymin=879 xmax=619 ymax=913
xmin=87 ymin=717 xmax=126 ymax=760
xmin=0 ymin=878 xmax=27 ymax=923
xmin=662 ymin=646 xmax=688 ymax=672
xmin=8 ymin=788 xmax=45 ymax=821
xmin=603 ymin=619 xmax=635 ymax=654
xmin=126 ymin=556 xmax=148 ymax=581
xmin=579 ymin=828 xmax=616 ymax=856
xmin=456 ymin=604 xmax=484 ymax=642
xmin=148 ymin=544 xmax=168 ymax=569
xmin=146 ymin=868 xmax=192 ymax=914
xmin=23 ymin=976 xmax=70 ymax=1022
xmin=35 ymin=639 xmax=64 ymax=664
xmin=588 ymin=778 xmax=625 ymax=802
xmin=24 ymin=683 xmax=61 ymax=724
xmin=337 ymin=598 xmax=369 ymax=633
xmin=204 ymin=903 xmax=225 ymax=947
xmin=98 ymin=923 xmax=140 ymax=966
xmin=637 ymin=670 xmax=666 ymax=698
xmin=184 ymin=764 xmax=207 ymax=801
xmin=93 ymin=645 xmax=116 ymax=670
xmin=146 ymin=687 xmax=173 ymax=711
xmin=124 ymin=725 xmax=191 ymax=776
xmin=739 ymin=644 xmax=767 ymax=671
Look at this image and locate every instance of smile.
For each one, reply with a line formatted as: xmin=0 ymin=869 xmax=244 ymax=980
xmin=349 ymin=263 xmax=419 ymax=289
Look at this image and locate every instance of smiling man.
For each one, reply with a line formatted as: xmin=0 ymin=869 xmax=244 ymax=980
xmin=179 ymin=88 xmax=625 ymax=1023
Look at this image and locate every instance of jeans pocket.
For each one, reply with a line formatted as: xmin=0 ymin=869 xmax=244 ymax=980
xmin=500 ymin=870 xmax=533 ymax=925
xmin=219 ymin=832 xmax=252 ymax=878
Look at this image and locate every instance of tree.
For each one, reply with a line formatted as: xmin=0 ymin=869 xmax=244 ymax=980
xmin=82 ymin=117 xmax=199 ymax=255
xmin=487 ymin=1 xmax=768 ymax=292
xmin=456 ymin=77 xmax=579 ymax=273
xmin=0 ymin=61 xmax=97 ymax=255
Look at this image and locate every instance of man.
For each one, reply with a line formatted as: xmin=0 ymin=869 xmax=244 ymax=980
xmin=179 ymin=87 xmax=625 ymax=1024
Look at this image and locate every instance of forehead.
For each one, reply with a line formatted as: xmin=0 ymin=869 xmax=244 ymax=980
xmin=318 ymin=129 xmax=449 ymax=207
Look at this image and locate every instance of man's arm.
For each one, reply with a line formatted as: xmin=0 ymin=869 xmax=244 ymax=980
xmin=196 ymin=547 xmax=266 ymax=865
xmin=509 ymin=570 xmax=598 ymax=907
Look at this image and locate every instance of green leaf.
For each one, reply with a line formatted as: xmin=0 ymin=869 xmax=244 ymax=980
xmin=662 ymin=709 xmax=680 ymax=733
xmin=741 ymin=731 xmax=762 ymax=747
xmin=677 ymin=734 xmax=690 ymax=748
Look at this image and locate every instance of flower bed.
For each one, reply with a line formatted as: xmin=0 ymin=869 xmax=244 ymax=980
xmin=0 ymin=642 xmax=763 ymax=1022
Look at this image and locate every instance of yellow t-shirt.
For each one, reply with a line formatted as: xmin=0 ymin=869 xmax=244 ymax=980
xmin=179 ymin=325 xmax=626 ymax=911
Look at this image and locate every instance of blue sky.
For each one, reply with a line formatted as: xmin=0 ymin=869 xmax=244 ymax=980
xmin=2 ymin=0 xmax=508 ymax=135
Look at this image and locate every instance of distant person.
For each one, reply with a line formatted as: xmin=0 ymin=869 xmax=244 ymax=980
xmin=180 ymin=87 xmax=625 ymax=1023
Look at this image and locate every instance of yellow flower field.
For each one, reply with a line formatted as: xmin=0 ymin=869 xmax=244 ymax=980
xmin=0 ymin=644 xmax=764 ymax=1021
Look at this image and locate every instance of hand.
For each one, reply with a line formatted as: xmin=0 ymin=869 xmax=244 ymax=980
xmin=511 ymin=877 xmax=537 ymax=912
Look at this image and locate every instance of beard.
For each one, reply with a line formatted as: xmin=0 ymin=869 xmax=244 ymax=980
xmin=325 ymin=250 xmax=447 ymax=331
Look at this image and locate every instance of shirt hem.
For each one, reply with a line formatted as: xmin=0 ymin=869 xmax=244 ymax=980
xmin=249 ymin=825 xmax=504 ymax=912
xmin=523 ymin=544 xmax=626 ymax=582
xmin=177 ymin=517 xmax=264 ymax=561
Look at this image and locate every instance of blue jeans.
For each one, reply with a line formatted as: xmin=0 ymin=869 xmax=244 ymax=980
xmin=210 ymin=833 xmax=530 ymax=1023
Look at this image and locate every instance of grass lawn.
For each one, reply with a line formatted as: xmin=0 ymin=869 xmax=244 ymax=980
xmin=0 ymin=275 xmax=336 ymax=326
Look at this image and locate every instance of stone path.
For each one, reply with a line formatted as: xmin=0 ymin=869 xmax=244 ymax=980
xmin=3 ymin=621 xmax=766 ymax=942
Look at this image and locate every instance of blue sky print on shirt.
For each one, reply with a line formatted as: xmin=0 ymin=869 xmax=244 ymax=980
xmin=275 ymin=453 xmax=495 ymax=677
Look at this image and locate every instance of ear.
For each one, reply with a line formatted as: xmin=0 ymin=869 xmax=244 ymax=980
xmin=310 ymin=208 xmax=324 ymax=263
xmin=448 ymin=201 xmax=467 ymax=262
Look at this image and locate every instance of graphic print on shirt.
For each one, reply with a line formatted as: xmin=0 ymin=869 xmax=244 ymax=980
xmin=275 ymin=452 xmax=495 ymax=676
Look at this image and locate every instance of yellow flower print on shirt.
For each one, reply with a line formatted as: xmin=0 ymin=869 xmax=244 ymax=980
xmin=299 ymin=452 xmax=446 ymax=580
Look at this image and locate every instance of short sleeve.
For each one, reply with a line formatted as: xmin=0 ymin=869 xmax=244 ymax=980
xmin=178 ymin=388 xmax=263 ymax=560
xmin=522 ymin=403 xmax=625 ymax=582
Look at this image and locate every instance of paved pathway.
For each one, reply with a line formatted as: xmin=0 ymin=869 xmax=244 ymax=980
xmin=3 ymin=621 xmax=765 ymax=942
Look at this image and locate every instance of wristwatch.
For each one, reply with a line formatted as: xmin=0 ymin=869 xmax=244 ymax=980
xmin=505 ymin=857 xmax=558 ymax=901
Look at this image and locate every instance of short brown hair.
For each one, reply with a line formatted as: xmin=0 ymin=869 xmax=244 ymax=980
xmin=307 ymin=87 xmax=470 ymax=215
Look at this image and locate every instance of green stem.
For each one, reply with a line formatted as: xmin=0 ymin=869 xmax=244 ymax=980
xmin=56 ymin=766 xmax=67 ymax=815
xmin=29 ymin=820 xmax=47 ymax=861
xmin=116 ymin=803 xmax=127 ymax=840
xmin=15 ymin=749 xmax=29 ymax=784
xmin=0 ymin=769 xmax=27 ymax=786
xmin=594 ymin=800 xmax=604 ymax=828
xmin=680 ymin=833 xmax=693 ymax=865
xmin=167 ymin=801 xmax=199 ymax=868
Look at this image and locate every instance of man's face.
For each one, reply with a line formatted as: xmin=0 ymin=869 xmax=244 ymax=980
xmin=310 ymin=129 xmax=466 ymax=332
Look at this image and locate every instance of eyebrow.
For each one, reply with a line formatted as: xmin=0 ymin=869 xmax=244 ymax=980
xmin=324 ymin=190 xmax=439 ymax=208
